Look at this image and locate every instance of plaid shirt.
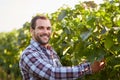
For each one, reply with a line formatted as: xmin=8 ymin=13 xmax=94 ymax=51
xmin=19 ymin=39 xmax=92 ymax=80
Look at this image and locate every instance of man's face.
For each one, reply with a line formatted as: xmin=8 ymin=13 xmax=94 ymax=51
xmin=31 ymin=19 xmax=52 ymax=45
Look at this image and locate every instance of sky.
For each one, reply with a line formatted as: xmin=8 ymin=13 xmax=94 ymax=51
xmin=0 ymin=0 xmax=103 ymax=32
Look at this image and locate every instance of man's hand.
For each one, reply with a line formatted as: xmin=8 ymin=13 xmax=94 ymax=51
xmin=91 ymin=59 xmax=105 ymax=73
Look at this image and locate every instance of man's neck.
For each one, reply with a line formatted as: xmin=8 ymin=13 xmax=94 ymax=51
xmin=32 ymin=38 xmax=50 ymax=49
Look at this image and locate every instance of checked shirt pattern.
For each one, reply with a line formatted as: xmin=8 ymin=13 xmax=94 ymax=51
xmin=19 ymin=39 xmax=92 ymax=80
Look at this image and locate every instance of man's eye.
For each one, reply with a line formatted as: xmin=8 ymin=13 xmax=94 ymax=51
xmin=38 ymin=26 xmax=44 ymax=29
xmin=47 ymin=27 xmax=51 ymax=30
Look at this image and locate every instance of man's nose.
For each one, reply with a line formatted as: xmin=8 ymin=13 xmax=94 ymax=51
xmin=43 ymin=28 xmax=48 ymax=33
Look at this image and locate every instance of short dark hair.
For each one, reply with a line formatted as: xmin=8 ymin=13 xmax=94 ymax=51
xmin=31 ymin=15 xmax=48 ymax=29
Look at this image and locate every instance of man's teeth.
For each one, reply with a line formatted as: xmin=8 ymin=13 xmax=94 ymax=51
xmin=42 ymin=35 xmax=48 ymax=38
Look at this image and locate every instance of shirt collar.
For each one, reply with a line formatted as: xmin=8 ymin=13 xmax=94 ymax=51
xmin=30 ymin=39 xmax=52 ymax=51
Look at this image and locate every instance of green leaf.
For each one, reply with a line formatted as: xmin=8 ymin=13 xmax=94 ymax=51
xmin=114 ymin=64 xmax=120 ymax=69
xmin=80 ymin=31 xmax=91 ymax=41
xmin=104 ymin=35 xmax=114 ymax=49
xmin=57 ymin=10 xmax=67 ymax=21
xmin=87 ymin=15 xmax=96 ymax=26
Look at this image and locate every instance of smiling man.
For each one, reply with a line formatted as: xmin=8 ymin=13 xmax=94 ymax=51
xmin=19 ymin=15 xmax=105 ymax=80
xmin=31 ymin=16 xmax=51 ymax=46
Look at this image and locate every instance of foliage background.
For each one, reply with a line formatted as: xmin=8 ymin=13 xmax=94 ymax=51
xmin=0 ymin=0 xmax=120 ymax=80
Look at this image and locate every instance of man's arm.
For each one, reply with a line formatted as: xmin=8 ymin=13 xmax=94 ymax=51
xmin=21 ymin=51 xmax=92 ymax=80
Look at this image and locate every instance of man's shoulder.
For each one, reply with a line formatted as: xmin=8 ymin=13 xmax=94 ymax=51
xmin=22 ymin=45 xmax=38 ymax=55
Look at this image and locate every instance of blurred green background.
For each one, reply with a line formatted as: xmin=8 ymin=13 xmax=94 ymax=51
xmin=0 ymin=0 xmax=120 ymax=80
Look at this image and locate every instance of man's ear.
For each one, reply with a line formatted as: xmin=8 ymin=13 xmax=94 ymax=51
xmin=30 ymin=27 xmax=34 ymax=33
xmin=30 ymin=27 xmax=34 ymax=36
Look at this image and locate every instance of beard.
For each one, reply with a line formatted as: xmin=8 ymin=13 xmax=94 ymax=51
xmin=34 ymin=33 xmax=50 ymax=45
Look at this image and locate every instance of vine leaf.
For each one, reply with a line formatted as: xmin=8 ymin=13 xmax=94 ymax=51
xmin=57 ymin=10 xmax=67 ymax=21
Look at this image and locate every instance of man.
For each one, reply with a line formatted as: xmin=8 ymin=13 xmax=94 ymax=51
xmin=19 ymin=15 xmax=105 ymax=80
